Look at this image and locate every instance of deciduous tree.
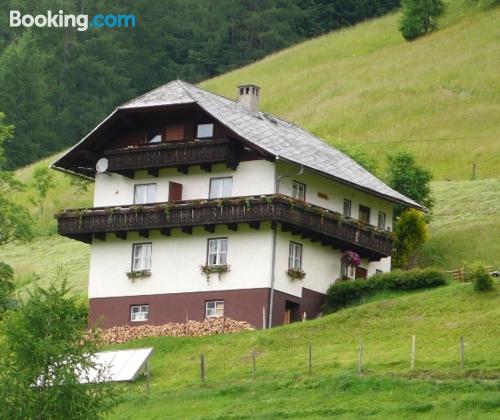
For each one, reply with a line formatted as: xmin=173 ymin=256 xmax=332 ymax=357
xmin=399 ymin=0 xmax=446 ymax=40
xmin=393 ymin=208 xmax=428 ymax=269
xmin=0 ymin=275 xmax=120 ymax=419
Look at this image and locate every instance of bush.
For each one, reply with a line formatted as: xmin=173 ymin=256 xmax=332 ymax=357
xmin=464 ymin=262 xmax=495 ymax=292
xmin=325 ymin=268 xmax=447 ymax=311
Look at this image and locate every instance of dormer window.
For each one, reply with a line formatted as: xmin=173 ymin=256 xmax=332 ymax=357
xmin=146 ymin=129 xmax=162 ymax=144
xmin=197 ymin=123 xmax=214 ymax=139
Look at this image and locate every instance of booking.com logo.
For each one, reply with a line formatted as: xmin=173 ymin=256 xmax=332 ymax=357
xmin=10 ymin=10 xmax=136 ymax=31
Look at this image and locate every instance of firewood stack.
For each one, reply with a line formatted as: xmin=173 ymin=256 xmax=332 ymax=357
xmin=98 ymin=317 xmax=253 ymax=344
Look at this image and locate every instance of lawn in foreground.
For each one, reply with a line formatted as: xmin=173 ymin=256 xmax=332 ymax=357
xmin=108 ymin=282 xmax=500 ymax=419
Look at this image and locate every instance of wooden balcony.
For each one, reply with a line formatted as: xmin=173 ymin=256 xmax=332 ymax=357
xmin=104 ymin=138 xmax=240 ymax=177
xmin=56 ymin=195 xmax=393 ymax=261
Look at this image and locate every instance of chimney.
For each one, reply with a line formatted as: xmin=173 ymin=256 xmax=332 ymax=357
xmin=237 ymin=84 xmax=260 ymax=113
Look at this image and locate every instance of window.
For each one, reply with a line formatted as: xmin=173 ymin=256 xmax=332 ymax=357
xmin=209 ymin=177 xmax=232 ymax=199
xmin=288 ymin=242 xmax=302 ymax=270
xmin=343 ymin=199 xmax=352 ymax=218
xmin=131 ymin=305 xmax=149 ymax=322
xmin=196 ymin=123 xmax=214 ymax=139
xmin=146 ymin=129 xmax=162 ymax=144
xmin=292 ymin=181 xmax=306 ymax=201
xmin=378 ymin=212 xmax=386 ymax=230
xmin=134 ymin=184 xmax=156 ymax=204
xmin=205 ymin=300 xmax=224 ymax=318
xmin=207 ymin=238 xmax=228 ymax=266
xmin=359 ymin=205 xmax=371 ymax=224
xmin=132 ymin=243 xmax=152 ymax=272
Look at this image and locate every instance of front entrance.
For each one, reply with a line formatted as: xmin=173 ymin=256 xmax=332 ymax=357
xmin=284 ymin=300 xmax=300 ymax=324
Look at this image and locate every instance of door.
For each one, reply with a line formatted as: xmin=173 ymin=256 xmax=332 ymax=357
xmin=168 ymin=182 xmax=183 ymax=202
xmin=284 ymin=300 xmax=300 ymax=324
xmin=355 ymin=267 xmax=368 ymax=279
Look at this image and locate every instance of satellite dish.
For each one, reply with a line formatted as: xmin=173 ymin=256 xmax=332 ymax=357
xmin=96 ymin=157 xmax=109 ymax=173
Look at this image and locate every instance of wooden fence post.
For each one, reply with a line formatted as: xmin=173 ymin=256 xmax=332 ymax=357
xmin=262 ymin=306 xmax=266 ymax=330
xmin=357 ymin=338 xmax=364 ymax=375
xmin=145 ymin=361 xmax=150 ymax=396
xmin=308 ymin=342 xmax=312 ymax=375
xmin=411 ymin=335 xmax=416 ymax=371
xmin=200 ymin=354 xmax=205 ymax=383
xmin=252 ymin=350 xmax=256 ymax=378
xmin=460 ymin=336 xmax=465 ymax=369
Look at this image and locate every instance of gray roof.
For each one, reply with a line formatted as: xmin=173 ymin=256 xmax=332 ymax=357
xmin=54 ymin=79 xmax=423 ymax=209
xmin=119 ymin=80 xmax=422 ymax=209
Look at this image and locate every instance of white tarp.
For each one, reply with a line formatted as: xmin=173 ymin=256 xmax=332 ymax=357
xmin=79 ymin=347 xmax=154 ymax=383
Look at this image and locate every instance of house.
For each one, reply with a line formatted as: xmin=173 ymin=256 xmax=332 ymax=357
xmin=52 ymin=80 xmax=423 ymax=329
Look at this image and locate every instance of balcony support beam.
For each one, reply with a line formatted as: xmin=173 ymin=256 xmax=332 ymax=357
xmin=147 ymin=168 xmax=159 ymax=177
xmin=200 ymin=163 xmax=212 ymax=173
xmin=249 ymin=221 xmax=260 ymax=230
xmin=227 ymin=223 xmax=238 ymax=231
xmin=177 ymin=165 xmax=189 ymax=175
xmin=138 ymin=229 xmax=149 ymax=239
xmin=204 ymin=224 xmax=215 ymax=233
xmin=94 ymin=232 xmax=106 ymax=241
xmin=160 ymin=228 xmax=171 ymax=237
xmin=181 ymin=226 xmax=193 ymax=235
xmin=115 ymin=231 xmax=127 ymax=240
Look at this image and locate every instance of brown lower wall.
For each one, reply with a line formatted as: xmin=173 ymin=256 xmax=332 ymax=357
xmin=89 ymin=287 xmax=326 ymax=329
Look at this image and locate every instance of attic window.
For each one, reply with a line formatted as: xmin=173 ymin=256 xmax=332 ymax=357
xmin=146 ymin=129 xmax=162 ymax=144
xmin=197 ymin=123 xmax=214 ymax=139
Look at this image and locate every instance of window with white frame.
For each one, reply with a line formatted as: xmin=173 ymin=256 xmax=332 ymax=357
xmin=209 ymin=177 xmax=232 ymax=199
xmin=378 ymin=211 xmax=386 ymax=230
xmin=131 ymin=304 xmax=149 ymax=322
xmin=196 ymin=123 xmax=214 ymax=139
xmin=207 ymin=238 xmax=228 ymax=266
xmin=132 ymin=243 xmax=152 ymax=272
xmin=205 ymin=300 xmax=224 ymax=318
xmin=134 ymin=183 xmax=156 ymax=204
xmin=343 ymin=199 xmax=352 ymax=218
xmin=292 ymin=181 xmax=306 ymax=201
xmin=288 ymin=242 xmax=302 ymax=270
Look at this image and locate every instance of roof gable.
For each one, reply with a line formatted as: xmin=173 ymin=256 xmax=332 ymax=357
xmin=53 ymin=80 xmax=423 ymax=209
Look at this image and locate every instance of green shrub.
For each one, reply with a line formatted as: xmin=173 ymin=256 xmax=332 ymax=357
xmin=464 ymin=262 xmax=495 ymax=292
xmin=325 ymin=268 xmax=447 ymax=311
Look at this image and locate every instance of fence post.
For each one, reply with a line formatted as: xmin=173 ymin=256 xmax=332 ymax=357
xmin=200 ymin=354 xmax=205 ymax=383
xmin=145 ymin=361 xmax=150 ymax=396
xmin=460 ymin=336 xmax=465 ymax=369
xmin=357 ymin=338 xmax=364 ymax=375
xmin=411 ymin=335 xmax=416 ymax=371
xmin=308 ymin=342 xmax=312 ymax=375
xmin=252 ymin=350 xmax=256 ymax=378
xmin=262 ymin=306 xmax=266 ymax=330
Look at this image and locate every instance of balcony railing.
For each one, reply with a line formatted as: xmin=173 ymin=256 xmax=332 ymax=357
xmin=104 ymin=138 xmax=240 ymax=177
xmin=56 ymin=195 xmax=394 ymax=260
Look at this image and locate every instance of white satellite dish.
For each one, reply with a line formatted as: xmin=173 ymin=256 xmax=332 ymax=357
xmin=96 ymin=157 xmax=109 ymax=173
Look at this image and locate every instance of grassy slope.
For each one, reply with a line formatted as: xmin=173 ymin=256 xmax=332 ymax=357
xmin=107 ymin=282 xmax=500 ymax=419
xmin=201 ymin=0 xmax=500 ymax=180
xmin=420 ymin=179 xmax=500 ymax=268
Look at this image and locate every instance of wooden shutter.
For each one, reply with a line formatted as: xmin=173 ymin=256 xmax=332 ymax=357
xmin=165 ymin=124 xmax=184 ymax=142
xmin=168 ymin=182 xmax=183 ymax=201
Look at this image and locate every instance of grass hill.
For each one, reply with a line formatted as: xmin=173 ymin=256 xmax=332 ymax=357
xmin=107 ymin=281 xmax=499 ymax=418
xmin=202 ymin=0 xmax=500 ymax=180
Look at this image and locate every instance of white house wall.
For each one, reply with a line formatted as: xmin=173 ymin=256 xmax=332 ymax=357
xmin=88 ymin=223 xmax=274 ymax=299
xmin=93 ymin=159 xmax=276 ymax=207
xmin=276 ymin=161 xmax=394 ymax=230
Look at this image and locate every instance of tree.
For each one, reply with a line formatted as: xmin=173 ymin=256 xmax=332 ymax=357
xmin=0 ymin=275 xmax=120 ymax=419
xmin=386 ymin=151 xmax=433 ymax=217
xmin=0 ymin=261 xmax=16 ymax=315
xmin=393 ymin=208 xmax=428 ymax=269
xmin=399 ymin=0 xmax=446 ymax=40
xmin=30 ymin=165 xmax=55 ymax=216
xmin=0 ymin=112 xmax=33 ymax=245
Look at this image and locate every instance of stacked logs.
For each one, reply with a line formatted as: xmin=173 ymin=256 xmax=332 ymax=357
xmin=98 ymin=317 xmax=253 ymax=344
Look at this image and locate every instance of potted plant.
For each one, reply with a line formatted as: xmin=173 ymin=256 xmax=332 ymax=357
xmin=286 ymin=268 xmax=306 ymax=281
xmin=126 ymin=269 xmax=151 ymax=280
xmin=200 ymin=264 xmax=230 ymax=282
xmin=341 ymin=250 xmax=361 ymax=280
